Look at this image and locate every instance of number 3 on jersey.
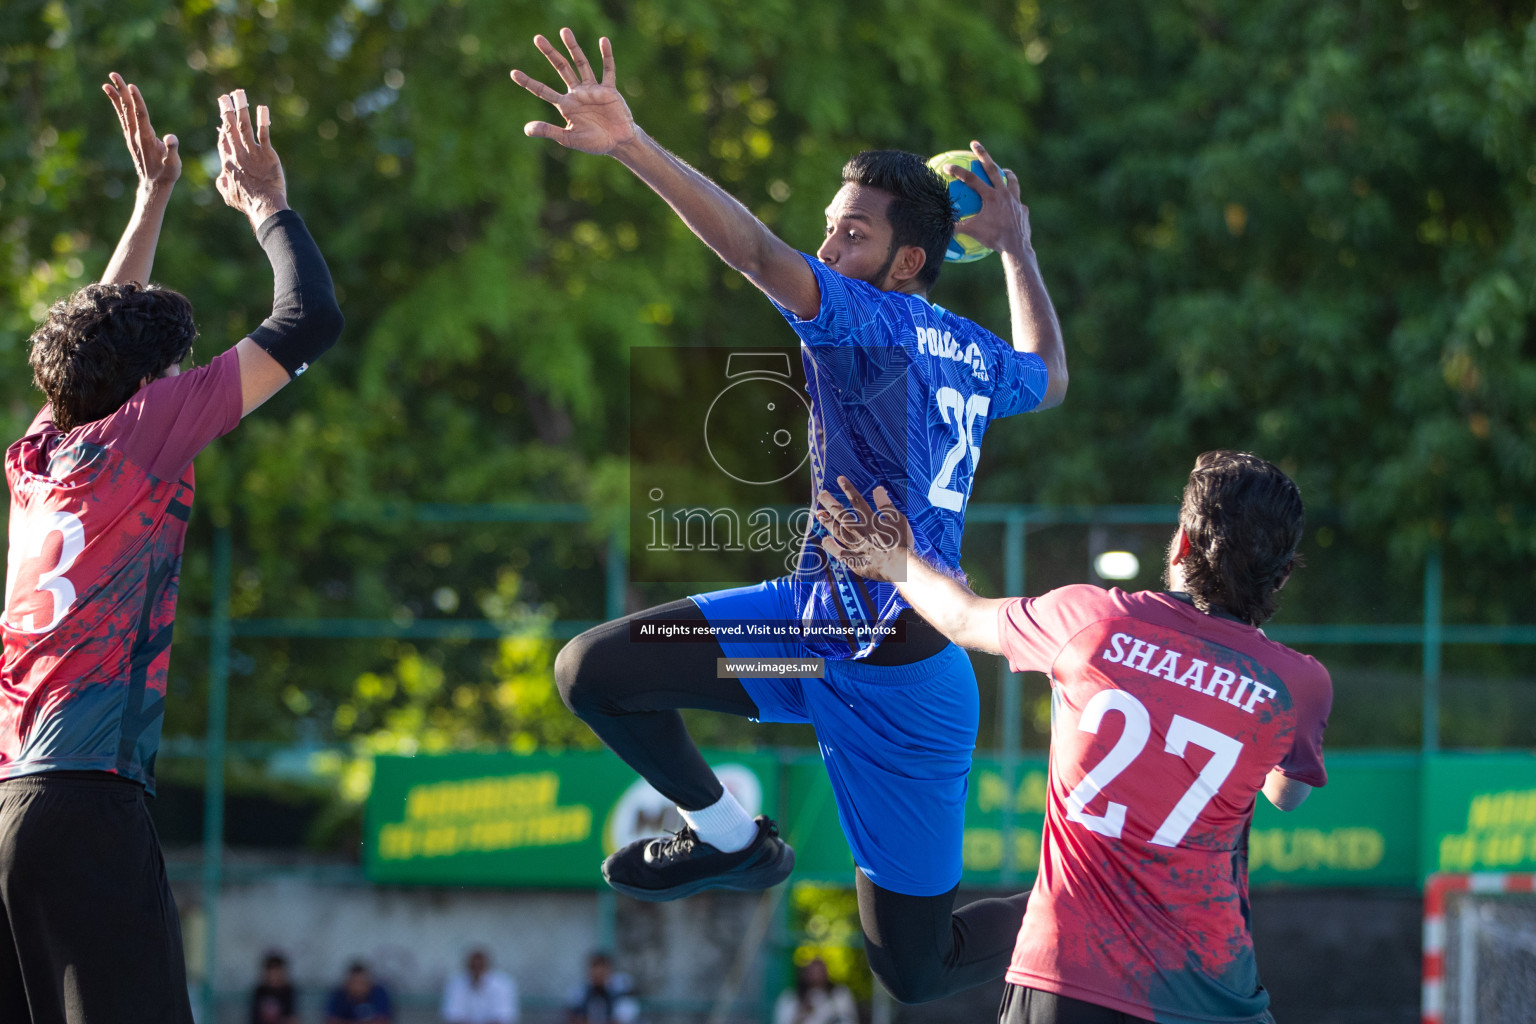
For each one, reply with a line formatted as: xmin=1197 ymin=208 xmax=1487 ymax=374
xmin=1064 ymin=689 xmax=1243 ymax=848
xmin=4 ymin=509 xmax=85 ymax=633
xmin=928 ymin=387 xmax=990 ymax=512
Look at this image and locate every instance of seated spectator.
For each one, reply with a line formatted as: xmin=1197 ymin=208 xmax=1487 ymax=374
xmin=566 ymin=952 xmax=639 ymax=1024
xmin=773 ymin=958 xmax=856 ymax=1024
xmin=251 ymin=951 xmax=298 ymax=1024
xmin=326 ymin=961 xmax=393 ymax=1023
xmin=442 ymin=948 xmax=518 ymax=1024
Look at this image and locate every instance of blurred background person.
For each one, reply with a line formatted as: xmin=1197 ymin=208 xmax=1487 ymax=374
xmin=773 ymin=958 xmax=856 ymax=1024
xmin=250 ymin=951 xmax=297 ymax=1024
xmin=441 ymin=948 xmax=518 ymax=1024
xmin=326 ymin=961 xmax=392 ymax=1024
xmin=566 ymin=952 xmax=639 ymax=1024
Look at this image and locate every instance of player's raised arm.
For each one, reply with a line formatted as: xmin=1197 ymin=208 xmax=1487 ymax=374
xmin=945 ymin=142 xmax=1067 ymax=410
xmin=100 ymin=73 xmax=181 ymax=286
xmin=817 ymin=477 xmax=1008 ymax=654
xmin=511 ymin=28 xmax=822 ymax=319
xmin=213 ymin=90 xmax=344 ymax=417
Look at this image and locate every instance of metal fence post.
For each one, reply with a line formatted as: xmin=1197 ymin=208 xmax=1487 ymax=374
xmin=596 ymin=888 xmax=617 ymax=953
xmin=605 ymin=529 xmax=627 ymax=621
xmin=201 ymin=525 xmax=232 ymax=1022
xmin=1422 ymin=544 xmax=1443 ymax=754
xmin=593 ymin=527 xmax=626 ymax=961
xmin=999 ymin=511 xmax=1026 ymax=884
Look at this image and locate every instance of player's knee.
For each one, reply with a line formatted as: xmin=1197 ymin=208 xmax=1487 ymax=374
xmin=867 ymin=951 xmax=943 ymax=1005
xmin=553 ymin=630 xmax=611 ymax=720
xmin=552 ymin=639 xmax=589 ymax=716
xmin=873 ymin=971 xmax=942 ymax=1005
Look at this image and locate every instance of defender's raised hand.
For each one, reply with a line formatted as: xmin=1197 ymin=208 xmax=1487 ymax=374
xmin=817 ymin=478 xmax=913 ymax=584
xmin=100 ymin=74 xmax=181 ymax=285
xmin=214 ymin=89 xmax=288 ymax=231
xmin=512 ymin=29 xmax=637 ymax=155
xmin=513 ymin=26 xmax=819 ymax=317
xmin=102 ymin=72 xmax=180 ymax=192
xmin=944 ymin=140 xmax=1030 ymax=256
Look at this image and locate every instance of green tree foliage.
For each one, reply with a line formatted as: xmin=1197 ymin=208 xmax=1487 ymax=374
xmin=2 ymin=0 xmax=1535 ymax=758
xmin=333 ymin=573 xmax=578 ymax=756
xmin=990 ymin=1 xmax=1536 ymax=575
xmin=313 ymin=570 xmax=584 ymax=807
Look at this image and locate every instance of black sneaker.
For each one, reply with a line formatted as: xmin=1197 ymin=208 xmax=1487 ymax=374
xmin=601 ymin=815 xmax=795 ymax=902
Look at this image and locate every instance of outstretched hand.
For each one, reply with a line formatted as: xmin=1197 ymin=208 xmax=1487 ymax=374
xmin=945 ymin=140 xmax=1030 ymax=256
xmin=213 ymin=89 xmax=289 ymax=231
xmin=102 ymin=73 xmax=180 ymax=192
xmin=816 ymin=477 xmax=914 ymax=584
xmin=511 ymin=28 xmax=637 ymax=155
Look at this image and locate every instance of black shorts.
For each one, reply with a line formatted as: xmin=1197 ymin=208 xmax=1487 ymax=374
xmin=998 ymin=985 xmax=1153 ymax=1024
xmin=0 ymin=772 xmax=193 ymax=1024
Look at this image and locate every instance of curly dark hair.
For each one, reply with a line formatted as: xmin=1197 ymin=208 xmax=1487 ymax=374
xmin=842 ymin=150 xmax=958 ymax=289
xmin=28 ymin=282 xmax=197 ymax=431
xmin=1172 ymin=450 xmax=1305 ymax=627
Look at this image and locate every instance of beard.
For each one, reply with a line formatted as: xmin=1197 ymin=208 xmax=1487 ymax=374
xmin=858 ymin=243 xmax=900 ymax=290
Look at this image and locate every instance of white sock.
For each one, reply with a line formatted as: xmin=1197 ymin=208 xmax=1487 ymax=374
xmin=680 ymin=790 xmax=757 ymax=853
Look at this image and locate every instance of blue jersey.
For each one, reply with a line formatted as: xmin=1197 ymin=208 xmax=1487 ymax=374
xmin=774 ymin=253 xmax=1049 ymax=659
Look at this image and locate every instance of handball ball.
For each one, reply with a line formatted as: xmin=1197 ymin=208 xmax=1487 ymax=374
xmin=927 ymin=150 xmax=995 ymax=263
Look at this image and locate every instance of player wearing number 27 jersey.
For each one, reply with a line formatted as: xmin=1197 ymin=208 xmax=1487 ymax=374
xmin=998 ymin=585 xmax=1330 ymax=1022
xmin=816 ymin=450 xmax=1332 ymax=1024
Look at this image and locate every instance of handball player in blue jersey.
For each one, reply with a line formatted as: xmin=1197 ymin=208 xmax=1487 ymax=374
xmin=515 ymin=30 xmax=1066 ymax=1001
xmin=0 ymin=81 xmax=342 ymax=1023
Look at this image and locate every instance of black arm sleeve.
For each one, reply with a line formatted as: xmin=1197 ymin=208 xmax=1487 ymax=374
xmin=246 ymin=209 xmax=345 ymax=378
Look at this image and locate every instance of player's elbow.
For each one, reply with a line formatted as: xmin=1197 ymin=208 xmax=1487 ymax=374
xmin=1264 ymin=774 xmax=1312 ymax=812
xmin=285 ymin=296 xmax=344 ymax=371
xmin=713 ymin=222 xmax=771 ymax=281
xmin=1036 ymin=365 xmax=1068 ymax=411
xmin=307 ymin=298 xmax=346 ymax=354
xmin=733 ymin=234 xmax=769 ymax=279
xmin=951 ymin=613 xmax=1004 ymax=656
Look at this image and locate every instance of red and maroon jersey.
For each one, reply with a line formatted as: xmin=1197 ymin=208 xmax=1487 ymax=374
xmin=0 ymin=349 xmax=242 ymax=792
xmin=998 ymin=585 xmax=1331 ymax=1023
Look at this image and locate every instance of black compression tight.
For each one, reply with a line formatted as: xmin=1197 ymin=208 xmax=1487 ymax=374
xmin=858 ymin=870 xmax=1032 ymax=1004
xmin=553 ymin=598 xmax=1027 ymax=1003
xmin=554 ymin=598 xmax=753 ymax=810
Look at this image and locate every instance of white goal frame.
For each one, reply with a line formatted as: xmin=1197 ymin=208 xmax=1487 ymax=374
xmin=1423 ymin=872 xmax=1536 ymax=1024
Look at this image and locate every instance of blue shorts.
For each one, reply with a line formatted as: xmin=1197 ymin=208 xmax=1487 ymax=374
xmin=692 ymin=579 xmax=978 ymax=897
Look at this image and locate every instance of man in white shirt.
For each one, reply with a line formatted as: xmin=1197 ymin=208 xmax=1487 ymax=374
xmin=441 ymin=950 xmax=518 ymax=1024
